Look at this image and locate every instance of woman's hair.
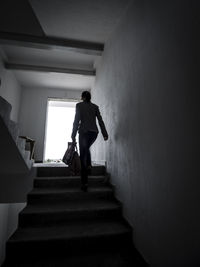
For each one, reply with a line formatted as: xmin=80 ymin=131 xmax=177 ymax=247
xmin=82 ymin=91 xmax=91 ymax=102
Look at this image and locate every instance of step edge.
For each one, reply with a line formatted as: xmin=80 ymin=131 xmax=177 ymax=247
xmin=8 ymin=228 xmax=132 ymax=244
xmin=20 ymin=205 xmax=122 ymax=215
xmin=28 ymin=188 xmax=113 ymax=195
xmin=34 ymin=175 xmax=108 ymax=180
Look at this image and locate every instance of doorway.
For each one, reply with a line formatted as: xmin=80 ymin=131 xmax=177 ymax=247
xmin=44 ymin=98 xmax=78 ymax=162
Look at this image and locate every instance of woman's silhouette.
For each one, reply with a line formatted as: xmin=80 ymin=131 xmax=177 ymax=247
xmin=71 ymin=91 xmax=108 ymax=191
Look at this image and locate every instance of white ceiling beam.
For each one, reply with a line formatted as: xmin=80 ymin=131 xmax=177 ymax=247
xmin=0 ymin=32 xmax=104 ymax=56
xmin=4 ymin=62 xmax=96 ymax=76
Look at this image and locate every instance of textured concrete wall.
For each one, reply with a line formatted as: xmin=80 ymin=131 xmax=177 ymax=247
xmin=0 ymin=51 xmax=22 ymax=122
xmin=19 ymin=87 xmax=82 ymax=161
xmin=92 ymin=0 xmax=200 ymax=265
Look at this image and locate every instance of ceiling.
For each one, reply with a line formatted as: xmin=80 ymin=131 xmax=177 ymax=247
xmin=1 ymin=44 xmax=98 ymax=90
xmin=11 ymin=71 xmax=95 ymax=91
xmin=1 ymin=45 xmax=98 ymax=69
xmin=0 ymin=0 xmax=130 ymax=90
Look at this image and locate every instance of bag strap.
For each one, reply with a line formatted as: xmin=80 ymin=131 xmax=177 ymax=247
xmin=75 ymin=144 xmax=78 ymax=152
xmin=72 ymin=141 xmax=78 ymax=152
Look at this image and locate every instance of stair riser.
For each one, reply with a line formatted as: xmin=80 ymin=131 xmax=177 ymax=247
xmin=37 ymin=166 xmax=106 ymax=177
xmin=6 ymin=232 xmax=132 ymax=259
xmin=19 ymin=208 xmax=122 ymax=227
xmin=34 ymin=178 xmax=109 ymax=188
xmin=27 ymin=192 xmax=114 ymax=204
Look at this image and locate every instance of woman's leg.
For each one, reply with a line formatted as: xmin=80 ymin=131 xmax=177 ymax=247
xmin=79 ymin=133 xmax=88 ymax=186
xmin=86 ymin=131 xmax=98 ymax=167
xmin=79 ymin=131 xmax=98 ymax=188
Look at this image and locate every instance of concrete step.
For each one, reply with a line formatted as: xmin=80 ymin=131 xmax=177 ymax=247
xmin=24 ymin=151 xmax=33 ymax=169
xmin=27 ymin=186 xmax=115 ymax=204
xmin=3 ymin=164 xmax=148 ymax=266
xmin=19 ymin=199 xmax=122 ymax=227
xmin=26 ymin=158 xmax=34 ymax=169
xmin=6 ymin=219 xmax=132 ymax=259
xmin=36 ymin=165 xmax=106 ymax=177
xmin=24 ymin=150 xmax=31 ymax=161
xmin=3 ymin=247 xmax=147 ymax=267
xmin=17 ymin=138 xmax=26 ymax=153
xmin=34 ymin=175 xmax=109 ymax=188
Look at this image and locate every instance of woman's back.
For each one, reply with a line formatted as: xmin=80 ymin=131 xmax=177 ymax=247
xmin=77 ymin=101 xmax=98 ymax=133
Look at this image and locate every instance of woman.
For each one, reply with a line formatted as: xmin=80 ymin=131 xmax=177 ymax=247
xmin=71 ymin=91 xmax=108 ymax=191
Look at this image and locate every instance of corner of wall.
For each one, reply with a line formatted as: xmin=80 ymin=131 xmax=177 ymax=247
xmin=0 ymin=48 xmax=22 ymax=123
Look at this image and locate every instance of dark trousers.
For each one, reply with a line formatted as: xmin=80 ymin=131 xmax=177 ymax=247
xmin=79 ymin=131 xmax=98 ymax=185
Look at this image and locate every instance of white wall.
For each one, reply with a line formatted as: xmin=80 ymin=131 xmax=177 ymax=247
xmin=92 ymin=0 xmax=200 ymax=265
xmin=0 ymin=50 xmax=22 ymax=122
xmin=0 ymin=203 xmax=26 ymax=266
xmin=19 ymin=87 xmax=82 ymax=161
xmin=0 ymin=166 xmax=36 ymax=265
xmin=0 ymin=204 xmax=8 ymax=266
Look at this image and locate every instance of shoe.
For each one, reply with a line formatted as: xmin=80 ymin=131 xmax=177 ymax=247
xmin=81 ymin=184 xmax=88 ymax=192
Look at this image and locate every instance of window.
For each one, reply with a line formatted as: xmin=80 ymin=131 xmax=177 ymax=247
xmin=44 ymin=98 xmax=78 ymax=162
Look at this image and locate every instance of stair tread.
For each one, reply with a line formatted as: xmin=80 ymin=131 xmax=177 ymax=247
xmin=4 ymin=164 xmax=147 ymax=265
xmin=29 ymin=186 xmax=113 ymax=195
xmin=34 ymin=175 xmax=107 ymax=180
xmin=21 ymin=199 xmax=121 ymax=214
xmin=3 ymin=251 xmax=142 ymax=267
xmin=36 ymin=165 xmax=106 ymax=177
xmin=9 ymin=220 xmax=131 ymax=243
xmin=35 ymin=164 xmax=104 ymax=168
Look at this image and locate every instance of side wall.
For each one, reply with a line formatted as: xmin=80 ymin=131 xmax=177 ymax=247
xmin=92 ymin=0 xmax=199 ymax=265
xmin=19 ymin=87 xmax=82 ymax=161
xmin=0 ymin=50 xmax=22 ymax=122
xmin=0 ymin=51 xmax=32 ymax=266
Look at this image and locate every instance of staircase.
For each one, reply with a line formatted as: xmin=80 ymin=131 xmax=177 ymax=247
xmin=3 ymin=165 xmax=147 ymax=266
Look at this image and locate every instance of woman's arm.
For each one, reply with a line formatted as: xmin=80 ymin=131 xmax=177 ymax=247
xmin=96 ymin=106 xmax=108 ymax=139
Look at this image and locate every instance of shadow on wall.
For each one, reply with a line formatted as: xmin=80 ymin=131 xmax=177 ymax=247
xmin=91 ymin=0 xmax=200 ymax=265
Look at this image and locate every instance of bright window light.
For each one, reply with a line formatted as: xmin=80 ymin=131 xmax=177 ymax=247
xmin=44 ymin=99 xmax=78 ymax=162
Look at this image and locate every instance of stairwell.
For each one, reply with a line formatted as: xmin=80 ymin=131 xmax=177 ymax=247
xmin=0 ymin=96 xmax=33 ymax=173
xmin=2 ymin=165 xmax=147 ymax=267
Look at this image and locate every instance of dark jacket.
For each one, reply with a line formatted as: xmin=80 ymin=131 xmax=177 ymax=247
xmin=71 ymin=101 xmax=108 ymax=139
